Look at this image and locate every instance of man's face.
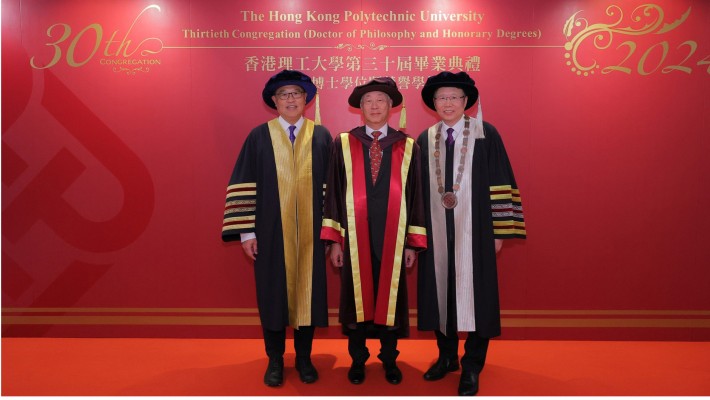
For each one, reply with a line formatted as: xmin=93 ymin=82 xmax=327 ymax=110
xmin=433 ymin=87 xmax=467 ymax=126
xmin=272 ymin=84 xmax=306 ymax=124
xmin=360 ymin=91 xmax=392 ymax=129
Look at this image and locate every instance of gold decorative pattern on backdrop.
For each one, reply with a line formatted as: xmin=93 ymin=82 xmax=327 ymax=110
xmin=562 ymin=4 xmax=708 ymax=77
xmin=3 ymin=308 xmax=710 ymax=329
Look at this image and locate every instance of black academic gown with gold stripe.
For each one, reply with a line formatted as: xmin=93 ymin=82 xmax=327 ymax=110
xmin=222 ymin=119 xmax=332 ymax=331
xmin=321 ymin=126 xmax=427 ymax=338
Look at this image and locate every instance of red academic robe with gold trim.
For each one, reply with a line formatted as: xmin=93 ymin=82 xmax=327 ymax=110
xmin=321 ymin=126 xmax=426 ymax=338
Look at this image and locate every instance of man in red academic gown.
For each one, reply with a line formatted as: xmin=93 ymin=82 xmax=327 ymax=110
xmin=416 ymin=71 xmax=527 ymax=395
xmin=321 ymin=77 xmax=427 ymax=385
xmin=222 ymin=70 xmax=332 ymax=387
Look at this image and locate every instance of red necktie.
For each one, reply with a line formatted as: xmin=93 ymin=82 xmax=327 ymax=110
xmin=370 ymin=131 xmax=382 ymax=183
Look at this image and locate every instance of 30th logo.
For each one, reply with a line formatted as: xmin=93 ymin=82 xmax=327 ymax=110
xmin=29 ymin=5 xmax=164 ymax=75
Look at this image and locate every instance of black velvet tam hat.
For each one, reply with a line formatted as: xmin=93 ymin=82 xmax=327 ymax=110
xmin=262 ymin=69 xmax=317 ymax=109
xmin=421 ymin=71 xmax=478 ymax=111
xmin=348 ymin=77 xmax=403 ymax=108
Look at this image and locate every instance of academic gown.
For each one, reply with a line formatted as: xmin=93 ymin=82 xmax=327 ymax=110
xmin=222 ymin=119 xmax=332 ymax=331
xmin=321 ymin=127 xmax=427 ymax=338
xmin=416 ymin=121 xmax=526 ymax=338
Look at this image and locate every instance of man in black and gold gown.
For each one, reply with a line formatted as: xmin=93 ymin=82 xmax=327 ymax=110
xmin=222 ymin=70 xmax=331 ymax=387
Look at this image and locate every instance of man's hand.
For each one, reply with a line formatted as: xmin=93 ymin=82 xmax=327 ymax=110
xmin=241 ymin=238 xmax=258 ymax=261
xmin=330 ymin=243 xmax=344 ymax=267
xmin=495 ymin=239 xmax=503 ymax=254
xmin=404 ymin=248 xmax=416 ymax=269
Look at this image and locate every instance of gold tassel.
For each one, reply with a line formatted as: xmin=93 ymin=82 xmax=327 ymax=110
xmin=314 ymin=92 xmax=322 ymax=125
xmin=399 ymin=96 xmax=406 ymax=129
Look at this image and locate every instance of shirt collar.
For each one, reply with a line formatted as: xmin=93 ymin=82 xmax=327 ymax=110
xmin=442 ymin=116 xmax=466 ymax=140
xmin=365 ymin=124 xmax=388 ymax=139
xmin=278 ymin=116 xmax=304 ymax=136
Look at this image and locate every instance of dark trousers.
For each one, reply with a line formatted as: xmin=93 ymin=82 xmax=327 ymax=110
xmin=347 ymin=322 xmax=399 ymax=365
xmin=435 ymin=329 xmax=489 ymax=374
xmin=262 ymin=325 xmax=315 ymax=361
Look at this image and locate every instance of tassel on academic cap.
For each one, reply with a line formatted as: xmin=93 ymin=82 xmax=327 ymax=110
xmin=314 ymin=92 xmax=321 ymax=125
xmin=399 ymin=96 xmax=406 ymax=130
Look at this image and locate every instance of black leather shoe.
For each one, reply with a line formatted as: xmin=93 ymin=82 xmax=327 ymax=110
xmin=263 ymin=358 xmax=284 ymax=387
xmin=423 ymin=357 xmax=460 ymax=381
xmin=458 ymin=370 xmax=479 ymax=396
xmin=383 ymin=362 xmax=402 ymax=385
xmin=348 ymin=361 xmax=366 ymax=384
xmin=295 ymin=358 xmax=318 ymax=384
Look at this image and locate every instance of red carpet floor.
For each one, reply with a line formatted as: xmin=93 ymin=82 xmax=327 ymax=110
xmin=2 ymin=338 xmax=709 ymax=396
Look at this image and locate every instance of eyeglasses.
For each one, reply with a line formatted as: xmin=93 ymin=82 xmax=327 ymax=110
xmin=275 ymin=91 xmax=305 ymax=100
xmin=434 ymin=95 xmax=466 ymax=103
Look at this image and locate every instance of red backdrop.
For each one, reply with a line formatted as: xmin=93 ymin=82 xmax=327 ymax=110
xmin=2 ymin=0 xmax=709 ymax=340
